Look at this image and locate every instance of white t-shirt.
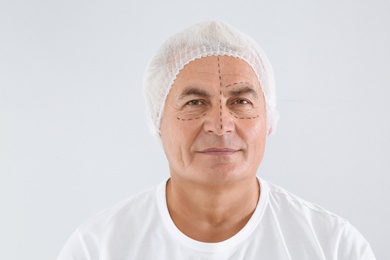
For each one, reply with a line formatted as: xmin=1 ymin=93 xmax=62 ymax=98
xmin=58 ymin=178 xmax=376 ymax=259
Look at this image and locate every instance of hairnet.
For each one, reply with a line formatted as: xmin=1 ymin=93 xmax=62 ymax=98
xmin=143 ymin=20 xmax=279 ymax=139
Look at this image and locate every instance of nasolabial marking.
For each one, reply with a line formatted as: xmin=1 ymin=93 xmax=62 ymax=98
xmin=176 ymin=113 xmax=207 ymax=121
xmin=229 ymin=112 xmax=259 ymax=119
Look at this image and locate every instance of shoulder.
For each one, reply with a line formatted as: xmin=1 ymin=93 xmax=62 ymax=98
xmin=263 ymin=179 xmax=346 ymax=224
xmin=57 ymin=183 xmax=163 ymax=259
xmin=260 ymin=179 xmax=347 ymax=242
xmin=260 ymin=179 xmax=376 ymax=259
xmin=66 ymin=183 xmax=161 ymax=243
xmin=78 ymin=184 xmax=159 ymax=233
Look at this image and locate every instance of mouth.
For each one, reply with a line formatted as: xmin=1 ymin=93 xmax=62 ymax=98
xmin=198 ymin=148 xmax=240 ymax=155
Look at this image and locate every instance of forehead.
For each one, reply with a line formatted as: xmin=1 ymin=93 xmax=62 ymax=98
xmin=174 ymin=56 xmax=258 ymax=84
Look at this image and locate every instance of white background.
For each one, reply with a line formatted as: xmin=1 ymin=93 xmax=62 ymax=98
xmin=1 ymin=0 xmax=389 ymax=259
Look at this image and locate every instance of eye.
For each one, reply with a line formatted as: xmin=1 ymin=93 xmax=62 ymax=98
xmin=186 ymin=100 xmax=204 ymax=106
xmin=232 ymin=99 xmax=251 ymax=105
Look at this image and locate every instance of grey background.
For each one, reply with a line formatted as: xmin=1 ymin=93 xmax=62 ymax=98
xmin=1 ymin=0 xmax=389 ymax=259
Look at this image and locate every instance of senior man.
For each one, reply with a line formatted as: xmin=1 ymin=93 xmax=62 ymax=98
xmin=58 ymin=20 xmax=375 ymax=259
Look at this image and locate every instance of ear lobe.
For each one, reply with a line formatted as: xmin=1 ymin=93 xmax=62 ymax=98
xmin=267 ymin=127 xmax=273 ymax=137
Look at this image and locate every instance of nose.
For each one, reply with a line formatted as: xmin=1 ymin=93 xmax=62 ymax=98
xmin=203 ymin=103 xmax=235 ymax=135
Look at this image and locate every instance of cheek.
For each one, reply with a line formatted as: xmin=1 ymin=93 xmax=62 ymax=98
xmin=239 ymin=113 xmax=266 ymax=132
xmin=160 ymin=117 xmax=177 ymax=151
xmin=162 ymin=116 xmax=200 ymax=148
xmin=237 ymin=116 xmax=267 ymax=148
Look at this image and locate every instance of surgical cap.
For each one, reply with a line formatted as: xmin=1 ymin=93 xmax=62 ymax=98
xmin=143 ymin=20 xmax=279 ymax=139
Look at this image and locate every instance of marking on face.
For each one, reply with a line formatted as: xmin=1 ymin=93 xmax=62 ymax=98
xmin=225 ymin=81 xmax=247 ymax=88
xmin=229 ymin=112 xmax=260 ymax=119
xmin=225 ymin=81 xmax=260 ymax=120
xmin=175 ymin=60 xmax=259 ymax=123
xmin=217 ymin=57 xmax=223 ymax=130
xmin=176 ymin=113 xmax=207 ymax=121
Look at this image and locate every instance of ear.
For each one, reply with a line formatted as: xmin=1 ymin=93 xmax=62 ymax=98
xmin=267 ymin=126 xmax=273 ymax=137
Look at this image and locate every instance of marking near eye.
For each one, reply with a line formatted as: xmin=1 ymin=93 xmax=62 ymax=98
xmin=229 ymin=112 xmax=259 ymax=120
xmin=176 ymin=113 xmax=207 ymax=121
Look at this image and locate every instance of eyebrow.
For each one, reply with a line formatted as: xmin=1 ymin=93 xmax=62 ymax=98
xmin=178 ymin=87 xmax=211 ymax=101
xmin=228 ymin=85 xmax=259 ymax=99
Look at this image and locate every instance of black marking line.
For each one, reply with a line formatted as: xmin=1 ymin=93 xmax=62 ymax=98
xmin=225 ymin=81 xmax=249 ymax=88
xmin=218 ymin=57 xmax=223 ymax=130
xmin=229 ymin=112 xmax=259 ymax=119
xmin=176 ymin=113 xmax=207 ymax=121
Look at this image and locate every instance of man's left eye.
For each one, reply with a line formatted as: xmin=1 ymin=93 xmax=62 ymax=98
xmin=233 ymin=99 xmax=250 ymax=105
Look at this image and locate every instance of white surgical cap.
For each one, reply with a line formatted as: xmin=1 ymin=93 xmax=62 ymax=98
xmin=143 ymin=20 xmax=279 ymax=139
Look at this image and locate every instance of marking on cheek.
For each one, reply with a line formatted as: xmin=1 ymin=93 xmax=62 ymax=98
xmin=229 ymin=112 xmax=260 ymax=120
xmin=176 ymin=113 xmax=207 ymax=121
xmin=217 ymin=57 xmax=223 ymax=130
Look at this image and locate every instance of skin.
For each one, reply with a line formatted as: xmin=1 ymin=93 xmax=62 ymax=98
xmin=159 ymin=56 xmax=268 ymax=242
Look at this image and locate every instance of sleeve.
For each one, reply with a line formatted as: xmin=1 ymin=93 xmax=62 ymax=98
xmin=57 ymin=229 xmax=100 ymax=260
xmin=335 ymin=221 xmax=376 ymax=260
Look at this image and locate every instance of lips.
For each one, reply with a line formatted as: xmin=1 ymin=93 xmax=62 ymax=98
xmin=198 ymin=148 xmax=239 ymax=155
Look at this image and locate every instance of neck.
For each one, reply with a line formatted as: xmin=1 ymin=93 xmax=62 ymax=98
xmin=166 ymin=175 xmax=260 ymax=242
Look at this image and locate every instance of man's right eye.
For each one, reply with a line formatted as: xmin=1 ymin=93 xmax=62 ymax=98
xmin=186 ymin=100 xmax=203 ymax=106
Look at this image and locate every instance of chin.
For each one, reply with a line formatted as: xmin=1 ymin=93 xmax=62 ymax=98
xmin=194 ymin=164 xmax=253 ymax=183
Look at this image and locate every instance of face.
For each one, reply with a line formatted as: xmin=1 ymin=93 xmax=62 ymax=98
xmin=160 ymin=56 xmax=267 ymax=186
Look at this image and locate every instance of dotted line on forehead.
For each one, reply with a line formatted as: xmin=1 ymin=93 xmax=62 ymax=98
xmin=218 ymin=57 xmax=223 ymax=130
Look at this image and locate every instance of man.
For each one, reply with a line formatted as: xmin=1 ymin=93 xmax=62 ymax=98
xmin=58 ymin=20 xmax=375 ymax=259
